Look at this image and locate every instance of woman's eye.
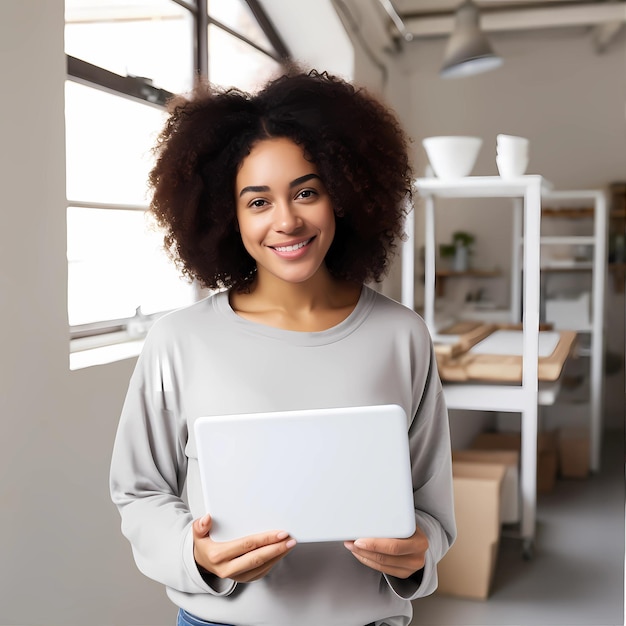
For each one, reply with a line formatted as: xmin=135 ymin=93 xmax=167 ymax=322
xmin=297 ymin=189 xmax=317 ymax=200
xmin=250 ymin=199 xmax=268 ymax=208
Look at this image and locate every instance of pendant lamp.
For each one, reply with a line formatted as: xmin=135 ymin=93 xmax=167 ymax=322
xmin=440 ymin=0 xmax=503 ymax=78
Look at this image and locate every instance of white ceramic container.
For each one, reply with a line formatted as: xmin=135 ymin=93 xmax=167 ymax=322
xmin=422 ymin=136 xmax=482 ymax=179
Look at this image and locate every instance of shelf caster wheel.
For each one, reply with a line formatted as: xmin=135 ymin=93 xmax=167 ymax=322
xmin=522 ymin=539 xmax=534 ymax=560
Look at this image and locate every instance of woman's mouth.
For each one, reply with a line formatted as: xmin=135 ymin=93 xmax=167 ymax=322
xmin=269 ymin=237 xmax=315 ymax=258
xmin=273 ymin=238 xmax=313 ymax=253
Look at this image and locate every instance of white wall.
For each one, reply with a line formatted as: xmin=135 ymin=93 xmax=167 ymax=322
xmin=0 ymin=1 xmax=175 ymax=623
xmin=402 ymin=29 xmax=626 ymax=184
xmin=259 ymin=0 xmax=354 ymax=80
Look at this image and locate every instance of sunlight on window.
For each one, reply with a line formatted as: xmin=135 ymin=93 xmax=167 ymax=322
xmin=65 ymin=82 xmax=195 ymax=327
xmin=67 ymin=207 xmax=193 ymax=326
xmin=209 ymin=0 xmax=274 ymax=55
xmin=208 ymin=25 xmax=281 ymax=92
xmin=65 ymin=82 xmax=164 ymax=205
xmin=65 ymin=0 xmax=194 ymax=94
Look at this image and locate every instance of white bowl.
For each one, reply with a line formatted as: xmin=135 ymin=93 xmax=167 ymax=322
xmin=423 ymin=136 xmax=482 ymax=179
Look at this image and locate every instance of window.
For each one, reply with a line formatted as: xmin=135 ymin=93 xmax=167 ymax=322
xmin=208 ymin=24 xmax=281 ymax=92
xmin=65 ymin=0 xmax=195 ymax=95
xmin=66 ymin=82 xmax=193 ymax=329
xmin=65 ymin=0 xmax=289 ymax=368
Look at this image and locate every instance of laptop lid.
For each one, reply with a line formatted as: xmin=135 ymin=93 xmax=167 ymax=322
xmin=194 ymin=404 xmax=416 ymax=543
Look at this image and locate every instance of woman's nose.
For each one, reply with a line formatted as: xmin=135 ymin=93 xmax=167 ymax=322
xmin=274 ymin=201 xmax=302 ymax=232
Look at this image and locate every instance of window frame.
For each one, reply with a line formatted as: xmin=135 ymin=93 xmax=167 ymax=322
xmin=65 ymin=0 xmax=290 ymax=352
xmin=66 ymin=0 xmax=290 ymax=107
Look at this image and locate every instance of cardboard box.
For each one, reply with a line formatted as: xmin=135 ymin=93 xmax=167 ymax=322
xmin=472 ymin=430 xmax=558 ymax=494
xmin=452 ymin=449 xmax=520 ymax=524
xmin=436 ymin=461 xmax=506 ymax=600
xmin=558 ymin=428 xmax=590 ymax=478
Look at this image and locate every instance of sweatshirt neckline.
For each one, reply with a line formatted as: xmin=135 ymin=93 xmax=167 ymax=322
xmin=213 ymin=285 xmax=376 ymax=346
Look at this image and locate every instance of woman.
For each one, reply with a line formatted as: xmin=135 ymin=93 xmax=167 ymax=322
xmin=110 ymin=68 xmax=456 ymax=626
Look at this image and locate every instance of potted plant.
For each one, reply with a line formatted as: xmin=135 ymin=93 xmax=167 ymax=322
xmin=439 ymin=231 xmax=475 ymax=272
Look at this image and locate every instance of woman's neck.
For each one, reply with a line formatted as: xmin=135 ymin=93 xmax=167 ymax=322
xmin=230 ymin=268 xmax=362 ymax=332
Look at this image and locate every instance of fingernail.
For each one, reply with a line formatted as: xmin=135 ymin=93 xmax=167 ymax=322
xmin=285 ymin=539 xmax=297 ymax=549
xmin=276 ymin=531 xmax=288 ymax=540
xmin=354 ymin=539 xmax=366 ymax=549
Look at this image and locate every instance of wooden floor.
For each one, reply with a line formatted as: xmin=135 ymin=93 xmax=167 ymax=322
xmin=411 ymin=429 xmax=625 ymax=626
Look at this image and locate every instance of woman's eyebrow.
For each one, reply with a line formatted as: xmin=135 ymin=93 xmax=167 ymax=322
xmin=290 ymin=173 xmax=321 ymax=188
xmin=238 ymin=174 xmax=321 ymax=198
xmin=239 ymin=185 xmax=270 ymax=197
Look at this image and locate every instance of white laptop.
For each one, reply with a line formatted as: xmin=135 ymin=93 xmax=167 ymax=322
xmin=194 ymin=404 xmax=416 ymax=543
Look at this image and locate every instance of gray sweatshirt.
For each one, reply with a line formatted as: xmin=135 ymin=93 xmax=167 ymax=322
xmin=110 ymin=286 xmax=456 ymax=626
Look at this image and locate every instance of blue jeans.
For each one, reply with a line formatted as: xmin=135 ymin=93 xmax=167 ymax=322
xmin=176 ymin=609 xmax=232 ymax=626
xmin=177 ymin=608 xmax=376 ymax=626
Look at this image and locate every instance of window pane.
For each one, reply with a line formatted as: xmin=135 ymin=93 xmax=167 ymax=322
xmin=208 ymin=25 xmax=282 ymax=92
xmin=65 ymin=81 xmax=165 ymax=205
xmin=208 ymin=0 xmax=275 ymax=54
xmin=67 ymin=207 xmax=194 ymax=326
xmin=65 ymin=0 xmax=195 ymax=94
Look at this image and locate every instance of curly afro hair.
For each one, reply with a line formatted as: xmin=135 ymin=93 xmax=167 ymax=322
xmin=148 ymin=68 xmax=413 ymax=292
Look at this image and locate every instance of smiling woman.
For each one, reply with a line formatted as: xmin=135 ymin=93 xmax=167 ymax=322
xmin=110 ymin=68 xmax=456 ymax=626
xmin=233 ymin=137 xmax=353 ymax=330
xmin=235 ymin=139 xmax=336 ymax=289
xmin=149 ymin=69 xmax=412 ymax=293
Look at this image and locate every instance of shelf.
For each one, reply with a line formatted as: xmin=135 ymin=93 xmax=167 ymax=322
xmin=407 ymin=179 xmax=607 ymax=552
xmin=542 ymin=207 xmax=594 ymax=218
xmin=433 ymin=269 xmax=501 ymax=297
xmin=443 ymin=379 xmax=564 ymax=409
xmin=436 ymin=269 xmax=500 ymax=277
xmin=541 ymin=262 xmax=593 ymax=272
xmin=540 ymin=235 xmax=595 ymax=245
xmin=416 ymin=175 xmax=552 ymax=198
xmin=413 ymin=176 xmax=548 ymax=549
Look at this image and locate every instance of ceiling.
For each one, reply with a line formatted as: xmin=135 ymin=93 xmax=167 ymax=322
xmin=377 ymin=0 xmax=626 ymax=50
xmin=393 ymin=0 xmax=622 ymax=13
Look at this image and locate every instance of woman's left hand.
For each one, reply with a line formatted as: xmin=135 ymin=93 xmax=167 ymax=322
xmin=343 ymin=524 xmax=428 ymax=579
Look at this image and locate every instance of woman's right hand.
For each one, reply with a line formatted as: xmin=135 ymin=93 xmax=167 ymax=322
xmin=192 ymin=514 xmax=297 ymax=583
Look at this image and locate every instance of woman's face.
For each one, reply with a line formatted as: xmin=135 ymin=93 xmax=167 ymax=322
xmin=235 ymin=137 xmax=336 ymax=287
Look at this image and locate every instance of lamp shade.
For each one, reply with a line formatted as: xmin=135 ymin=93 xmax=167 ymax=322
xmin=440 ymin=0 xmax=502 ymax=78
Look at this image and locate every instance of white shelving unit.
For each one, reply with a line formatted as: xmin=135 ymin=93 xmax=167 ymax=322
xmin=538 ymin=190 xmax=608 ymax=472
xmin=404 ymin=175 xmax=552 ymax=556
xmin=403 ymin=177 xmax=609 ymax=555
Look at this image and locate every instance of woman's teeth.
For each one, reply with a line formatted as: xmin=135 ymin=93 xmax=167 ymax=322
xmin=274 ymin=239 xmax=311 ymax=252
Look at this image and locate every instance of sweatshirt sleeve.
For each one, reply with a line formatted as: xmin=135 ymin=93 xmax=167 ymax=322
xmin=109 ymin=330 xmax=236 ymax=596
xmin=385 ymin=336 xmax=457 ymax=600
